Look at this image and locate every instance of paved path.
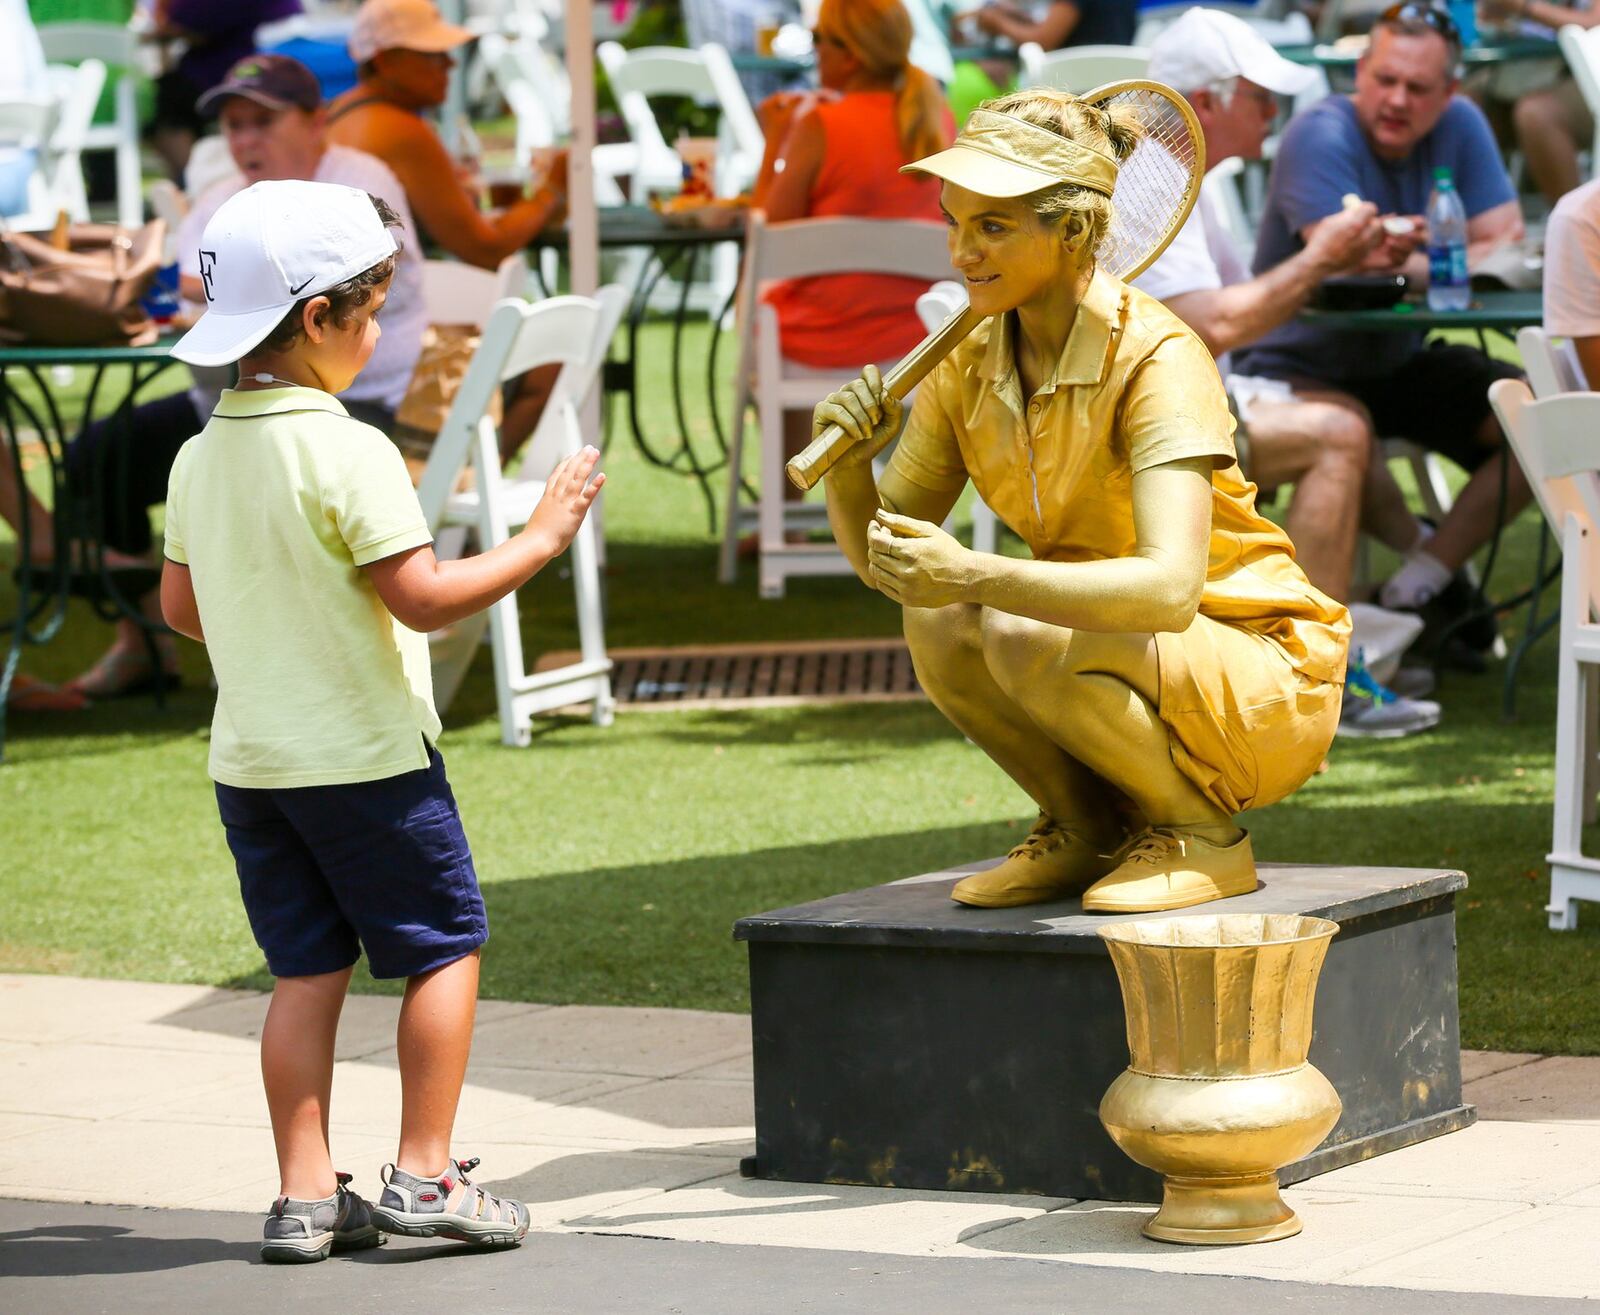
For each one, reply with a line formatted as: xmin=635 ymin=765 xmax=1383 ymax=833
xmin=4 ymin=1199 xmax=1594 ymax=1315
xmin=1 ymin=974 xmax=1597 ymax=1307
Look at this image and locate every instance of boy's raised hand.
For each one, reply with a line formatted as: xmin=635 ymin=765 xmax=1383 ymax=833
xmin=524 ymin=445 xmax=604 ymax=557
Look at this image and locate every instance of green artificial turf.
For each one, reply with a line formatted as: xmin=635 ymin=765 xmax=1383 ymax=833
xmin=3 ymin=321 xmax=1599 ymax=1055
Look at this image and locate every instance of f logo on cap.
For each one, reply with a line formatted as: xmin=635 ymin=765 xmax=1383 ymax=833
xmin=198 ymin=250 xmax=218 ymax=303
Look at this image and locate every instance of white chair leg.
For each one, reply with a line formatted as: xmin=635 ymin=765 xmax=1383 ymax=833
xmin=1550 ymin=517 xmax=1591 ymax=929
xmin=1586 ymin=664 xmax=1600 ymax=828
xmin=719 ymin=371 xmax=751 ymax=584
xmin=569 ymin=513 xmax=614 ymax=727
xmin=115 ymin=81 xmax=141 ymax=229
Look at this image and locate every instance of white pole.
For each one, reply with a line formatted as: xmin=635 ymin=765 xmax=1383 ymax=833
xmin=565 ymin=0 xmax=600 ymax=298
xmin=439 ymin=0 xmax=469 ymax=150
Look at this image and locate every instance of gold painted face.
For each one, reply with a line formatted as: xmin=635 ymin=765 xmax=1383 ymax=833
xmin=939 ymin=181 xmax=1079 ymax=317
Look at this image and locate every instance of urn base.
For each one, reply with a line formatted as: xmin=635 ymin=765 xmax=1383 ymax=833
xmin=1144 ymin=1172 xmax=1302 ymax=1245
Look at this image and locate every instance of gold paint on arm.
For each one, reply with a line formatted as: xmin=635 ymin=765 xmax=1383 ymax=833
xmin=973 ymin=457 xmax=1213 ymax=633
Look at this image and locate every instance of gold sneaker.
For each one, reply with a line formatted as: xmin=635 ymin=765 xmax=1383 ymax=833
xmin=951 ymin=815 xmax=1119 ymax=909
xmin=1081 ymin=827 xmax=1257 ymax=913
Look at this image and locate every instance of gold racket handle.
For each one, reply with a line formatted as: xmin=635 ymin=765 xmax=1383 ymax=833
xmin=786 ymin=305 xmax=985 ymax=491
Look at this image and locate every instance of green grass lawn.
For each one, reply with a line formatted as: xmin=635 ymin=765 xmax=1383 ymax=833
xmin=3 ymin=321 xmax=1599 ymax=1055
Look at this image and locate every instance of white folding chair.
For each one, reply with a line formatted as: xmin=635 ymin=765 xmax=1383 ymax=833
xmin=1561 ymin=24 xmax=1600 ymax=176
xmin=597 ymin=40 xmax=764 ymax=308
xmin=5 ymin=60 xmax=105 ymax=228
xmin=37 ymin=23 xmax=143 ymax=228
xmin=415 ymin=287 xmax=627 ymax=745
xmin=0 ymin=99 xmax=58 ymax=223
xmin=481 ymin=26 xmax=629 ymax=207
xmin=144 ymin=177 xmax=188 ymax=234
xmin=1016 ymin=44 xmax=1149 ymax=92
xmin=1488 ymin=379 xmax=1600 ymax=929
xmin=719 ymin=212 xmax=952 ymax=596
xmin=1520 ymin=324 xmax=1588 ymax=399
xmin=913 ymin=280 xmax=999 ymax=556
xmin=596 ymin=41 xmax=763 ymax=200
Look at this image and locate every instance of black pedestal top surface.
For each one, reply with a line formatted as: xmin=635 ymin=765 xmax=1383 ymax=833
xmin=734 ymin=862 xmax=1467 ymax=954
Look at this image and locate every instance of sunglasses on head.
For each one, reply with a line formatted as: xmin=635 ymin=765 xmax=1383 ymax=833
xmin=1377 ymin=2 xmax=1461 ymax=42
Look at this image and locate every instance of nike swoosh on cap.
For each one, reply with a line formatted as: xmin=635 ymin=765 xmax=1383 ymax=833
xmin=288 ymin=275 xmax=315 ymax=295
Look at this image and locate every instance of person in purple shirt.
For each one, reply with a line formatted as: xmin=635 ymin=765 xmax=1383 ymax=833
xmin=146 ymin=0 xmax=302 ymax=180
xmin=1234 ymin=3 xmax=1532 ymax=669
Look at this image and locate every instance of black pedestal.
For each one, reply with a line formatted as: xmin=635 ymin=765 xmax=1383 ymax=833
xmin=734 ymin=863 xmax=1474 ymax=1203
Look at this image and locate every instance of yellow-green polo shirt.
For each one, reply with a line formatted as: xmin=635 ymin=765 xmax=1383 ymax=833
xmin=164 ymin=387 xmax=441 ymax=788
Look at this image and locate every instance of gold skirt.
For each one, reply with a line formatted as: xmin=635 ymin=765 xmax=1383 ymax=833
xmin=1154 ymin=613 xmax=1342 ymax=815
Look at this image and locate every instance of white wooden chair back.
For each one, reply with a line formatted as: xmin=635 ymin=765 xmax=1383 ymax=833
xmin=897 ymin=0 xmax=957 ymax=84
xmin=719 ymin=211 xmax=952 ymax=594
xmin=29 ymin=60 xmax=104 ymax=224
xmin=1519 ymin=325 xmax=1587 ymax=399
xmin=1561 ymin=24 xmax=1600 ymax=169
xmin=914 ymin=280 xmax=966 ymax=331
xmin=416 ymin=286 xmax=627 ymax=743
xmin=1201 ymin=156 xmax=1255 ymax=253
xmin=1488 ymin=378 xmax=1600 ymax=929
xmin=420 ymin=253 xmax=529 ymax=326
xmin=37 ymin=23 xmax=141 ymax=227
xmin=481 ymin=29 xmax=568 ymax=149
xmin=1017 ymin=43 xmax=1149 ymax=92
xmin=145 ymin=178 xmax=187 ymax=232
xmin=184 ymin=135 xmax=238 ymax=202
xmin=597 ymin=41 xmax=764 ymax=197
xmin=1491 ymin=377 xmax=1600 ymax=608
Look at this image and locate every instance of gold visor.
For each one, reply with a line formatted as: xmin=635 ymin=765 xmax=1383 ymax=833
xmin=901 ymin=107 xmax=1120 ymax=199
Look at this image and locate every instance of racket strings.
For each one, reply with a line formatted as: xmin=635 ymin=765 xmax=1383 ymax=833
xmin=1090 ymin=86 xmax=1204 ymax=281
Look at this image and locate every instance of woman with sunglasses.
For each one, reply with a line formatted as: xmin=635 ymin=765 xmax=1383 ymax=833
xmin=813 ymin=89 xmax=1349 ymax=914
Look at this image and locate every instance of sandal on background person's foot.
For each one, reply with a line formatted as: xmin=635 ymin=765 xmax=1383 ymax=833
xmin=65 ymin=649 xmax=181 ymax=700
xmin=4 ymin=672 xmax=90 ymax=712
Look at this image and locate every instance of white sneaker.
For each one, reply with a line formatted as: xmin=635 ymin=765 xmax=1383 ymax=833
xmin=1338 ymin=656 xmax=1440 ymax=739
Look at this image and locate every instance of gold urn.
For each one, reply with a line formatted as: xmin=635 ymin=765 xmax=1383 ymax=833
xmin=1097 ymin=913 xmax=1342 ymax=1245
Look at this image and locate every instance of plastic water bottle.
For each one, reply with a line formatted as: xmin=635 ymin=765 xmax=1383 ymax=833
xmin=1426 ymin=167 xmax=1470 ymax=313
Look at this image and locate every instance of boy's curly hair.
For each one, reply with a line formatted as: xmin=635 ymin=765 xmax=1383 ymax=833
xmin=257 ymin=193 xmax=402 ymax=354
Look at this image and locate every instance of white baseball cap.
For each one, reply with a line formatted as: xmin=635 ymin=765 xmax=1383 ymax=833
xmin=1147 ymin=7 xmax=1319 ymax=98
xmin=349 ymin=0 xmax=472 ymax=64
xmin=172 ymin=180 xmax=399 ymax=367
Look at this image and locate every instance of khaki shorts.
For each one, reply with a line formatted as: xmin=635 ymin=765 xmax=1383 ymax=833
xmin=1154 ymin=612 xmax=1342 ymax=815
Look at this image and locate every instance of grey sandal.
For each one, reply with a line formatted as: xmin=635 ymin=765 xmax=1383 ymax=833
xmin=373 ymin=1156 xmax=529 ymax=1248
xmin=261 ymin=1172 xmax=385 ymax=1264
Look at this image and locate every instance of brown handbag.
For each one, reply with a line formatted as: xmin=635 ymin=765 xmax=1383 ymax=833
xmin=0 ymin=220 xmax=166 ymax=347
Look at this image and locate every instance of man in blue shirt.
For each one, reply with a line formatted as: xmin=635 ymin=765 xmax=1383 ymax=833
xmin=1235 ymin=4 xmax=1531 ymax=656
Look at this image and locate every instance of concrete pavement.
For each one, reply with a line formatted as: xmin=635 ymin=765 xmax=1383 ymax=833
xmin=1 ymin=974 xmax=1597 ymax=1307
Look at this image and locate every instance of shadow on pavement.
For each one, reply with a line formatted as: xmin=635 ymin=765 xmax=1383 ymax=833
xmin=0 ymin=1222 xmax=258 ymax=1276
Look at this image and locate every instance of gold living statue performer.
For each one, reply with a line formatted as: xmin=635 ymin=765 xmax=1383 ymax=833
xmin=815 ymin=88 xmax=1351 ymax=913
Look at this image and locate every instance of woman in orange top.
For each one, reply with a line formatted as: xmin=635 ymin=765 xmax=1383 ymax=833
xmin=755 ymin=0 xmax=955 ymax=369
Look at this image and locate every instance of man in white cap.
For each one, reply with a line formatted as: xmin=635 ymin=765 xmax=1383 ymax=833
xmin=1135 ymin=8 xmax=1441 ymax=739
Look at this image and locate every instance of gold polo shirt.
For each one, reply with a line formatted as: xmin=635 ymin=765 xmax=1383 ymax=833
xmin=887 ymin=267 xmax=1348 ymax=684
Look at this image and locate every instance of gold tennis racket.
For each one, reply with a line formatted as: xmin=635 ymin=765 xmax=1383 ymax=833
xmin=786 ymin=80 xmax=1205 ymax=491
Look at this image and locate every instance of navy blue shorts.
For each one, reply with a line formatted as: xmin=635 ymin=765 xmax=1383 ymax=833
xmin=215 ymin=745 xmax=488 ymax=980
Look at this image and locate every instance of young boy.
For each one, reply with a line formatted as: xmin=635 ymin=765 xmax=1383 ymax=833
xmin=161 ymin=179 xmax=603 ymax=1263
